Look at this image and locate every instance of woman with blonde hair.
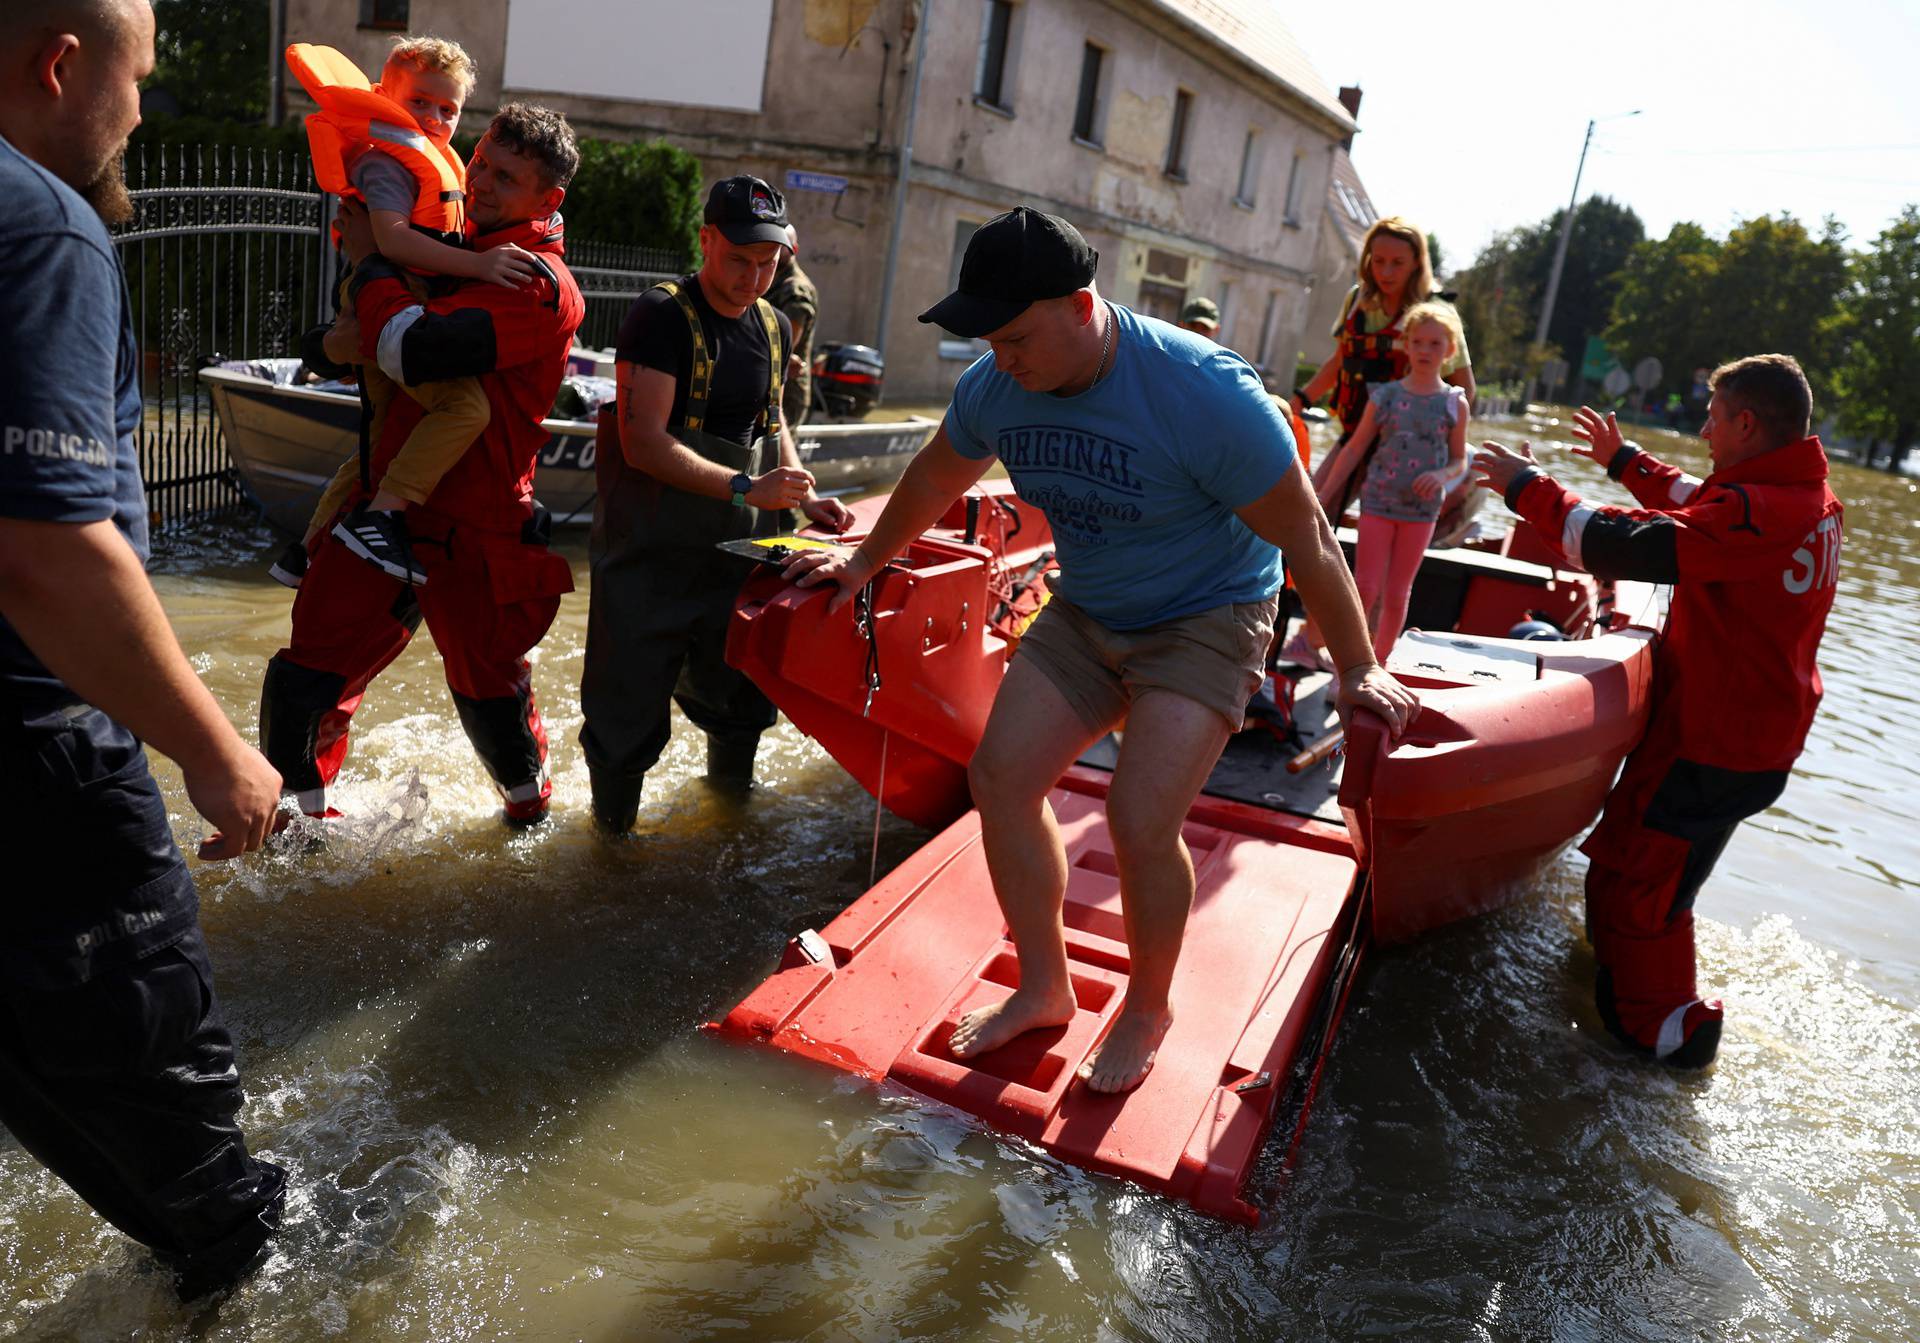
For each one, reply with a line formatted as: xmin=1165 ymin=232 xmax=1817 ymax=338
xmin=1280 ymin=217 xmax=1476 ymax=667
xmin=1292 ymin=217 xmax=1475 ymax=516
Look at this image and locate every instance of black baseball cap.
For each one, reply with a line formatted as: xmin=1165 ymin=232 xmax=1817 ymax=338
xmin=918 ymin=207 xmax=1099 ymax=338
xmin=704 ymin=175 xmax=789 ymax=247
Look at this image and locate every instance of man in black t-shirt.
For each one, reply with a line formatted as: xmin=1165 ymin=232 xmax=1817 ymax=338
xmin=580 ymin=175 xmax=851 ymax=832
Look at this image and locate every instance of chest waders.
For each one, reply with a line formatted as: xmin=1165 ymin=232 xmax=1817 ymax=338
xmin=593 ymin=279 xmax=786 ymax=557
xmin=580 ymin=278 xmax=789 ymax=830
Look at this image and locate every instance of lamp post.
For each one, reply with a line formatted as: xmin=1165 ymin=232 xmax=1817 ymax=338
xmin=1531 ymin=109 xmax=1639 ymax=402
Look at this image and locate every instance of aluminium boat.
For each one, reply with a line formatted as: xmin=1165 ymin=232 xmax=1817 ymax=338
xmin=198 ymin=362 xmax=938 ymax=532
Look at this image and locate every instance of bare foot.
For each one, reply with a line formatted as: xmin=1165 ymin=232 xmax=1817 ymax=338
xmin=949 ymin=986 xmax=1076 ymax=1060
xmin=1077 ymin=1005 xmax=1173 ymax=1094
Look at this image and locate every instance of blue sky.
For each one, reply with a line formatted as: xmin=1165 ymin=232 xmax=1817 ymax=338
xmin=1284 ymin=0 xmax=1920 ymax=268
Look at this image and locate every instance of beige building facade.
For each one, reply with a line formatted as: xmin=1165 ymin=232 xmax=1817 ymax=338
xmin=285 ymin=0 xmax=1356 ymax=401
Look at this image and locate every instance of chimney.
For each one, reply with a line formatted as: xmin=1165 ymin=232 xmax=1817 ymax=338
xmin=1337 ymin=85 xmax=1362 ymax=151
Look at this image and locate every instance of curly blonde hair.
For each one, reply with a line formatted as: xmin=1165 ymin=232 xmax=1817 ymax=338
xmin=1356 ymin=216 xmax=1433 ymax=315
xmin=383 ymin=35 xmax=477 ymax=98
xmin=1399 ymin=301 xmax=1461 ymax=356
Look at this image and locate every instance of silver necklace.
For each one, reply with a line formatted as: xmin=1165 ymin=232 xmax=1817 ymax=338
xmin=1087 ymin=302 xmax=1114 ymax=390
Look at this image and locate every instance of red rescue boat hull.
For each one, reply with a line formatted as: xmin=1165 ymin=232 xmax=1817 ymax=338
xmin=716 ymin=479 xmax=1659 ymax=1218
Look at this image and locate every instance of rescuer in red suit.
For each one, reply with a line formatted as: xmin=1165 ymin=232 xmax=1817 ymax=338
xmin=1473 ymin=355 xmax=1841 ymax=1068
xmin=259 ymin=104 xmax=584 ymax=825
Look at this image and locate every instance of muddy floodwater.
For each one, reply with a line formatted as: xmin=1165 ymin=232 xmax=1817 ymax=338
xmin=4 ymin=415 xmax=1917 ymax=1341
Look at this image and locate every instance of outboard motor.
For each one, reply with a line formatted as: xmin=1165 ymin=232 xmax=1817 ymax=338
xmin=811 ymin=342 xmax=885 ymax=419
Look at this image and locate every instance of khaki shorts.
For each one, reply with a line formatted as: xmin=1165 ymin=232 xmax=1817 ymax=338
xmin=1015 ymin=591 xmax=1280 ymax=734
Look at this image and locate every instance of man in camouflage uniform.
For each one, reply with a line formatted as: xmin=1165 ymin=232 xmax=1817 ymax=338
xmin=767 ymin=224 xmax=818 ymax=428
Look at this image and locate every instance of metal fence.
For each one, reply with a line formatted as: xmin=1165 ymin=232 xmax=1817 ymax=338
xmin=568 ymin=238 xmax=680 ymax=351
xmin=115 ymin=144 xmax=334 ymax=527
xmin=110 ymin=143 xmax=677 ymax=530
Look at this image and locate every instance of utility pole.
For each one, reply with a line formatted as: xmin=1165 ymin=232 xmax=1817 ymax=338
xmin=874 ymin=0 xmax=933 ymax=357
xmin=1530 ymin=109 xmax=1638 ymax=403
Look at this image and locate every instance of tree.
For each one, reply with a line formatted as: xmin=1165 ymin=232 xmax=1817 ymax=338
xmin=1832 ymin=205 xmax=1920 ymax=463
xmin=1606 ymin=213 xmax=1849 ymax=400
xmin=1607 ymin=222 xmax=1722 ymax=388
xmin=1714 ymin=214 xmax=1849 ymax=387
xmin=1448 ymin=196 xmax=1643 ymax=385
xmin=152 ymin=0 xmax=270 ymax=123
xmin=1449 ymin=228 xmax=1533 ymax=379
xmin=1516 ymin=195 xmax=1645 ymax=370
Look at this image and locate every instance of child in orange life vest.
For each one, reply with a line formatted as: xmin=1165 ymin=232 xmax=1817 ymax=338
xmin=286 ymin=37 xmax=539 ymax=588
xmin=1313 ymin=303 xmax=1470 ymax=658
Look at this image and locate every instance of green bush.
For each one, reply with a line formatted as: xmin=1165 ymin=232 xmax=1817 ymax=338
xmin=563 ymin=137 xmax=702 ymax=267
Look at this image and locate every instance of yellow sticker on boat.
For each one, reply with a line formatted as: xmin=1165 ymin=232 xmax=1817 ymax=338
xmin=746 ymin=536 xmax=843 ymax=552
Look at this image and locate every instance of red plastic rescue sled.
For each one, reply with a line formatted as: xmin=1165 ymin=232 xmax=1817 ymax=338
xmin=712 ymin=481 xmax=1659 ymax=1222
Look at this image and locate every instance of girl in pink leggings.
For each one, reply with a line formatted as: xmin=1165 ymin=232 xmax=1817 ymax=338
xmin=1316 ymin=304 xmax=1469 ymax=657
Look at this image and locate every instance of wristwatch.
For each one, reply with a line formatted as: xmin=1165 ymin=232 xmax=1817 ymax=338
xmin=729 ymin=472 xmax=752 ymax=508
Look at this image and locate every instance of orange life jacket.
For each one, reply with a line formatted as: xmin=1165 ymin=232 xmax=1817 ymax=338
xmin=285 ymin=42 xmax=465 ymax=243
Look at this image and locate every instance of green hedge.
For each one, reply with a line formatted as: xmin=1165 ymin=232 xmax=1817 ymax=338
xmin=563 ymin=138 xmax=701 ymax=267
xmin=129 ymin=114 xmax=700 ymax=266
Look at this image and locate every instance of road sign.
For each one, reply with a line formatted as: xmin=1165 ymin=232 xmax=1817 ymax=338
xmin=785 ymin=170 xmax=848 ymax=195
xmin=1602 ymin=367 xmax=1632 ymax=399
xmin=1632 ymin=356 xmax=1664 ymax=390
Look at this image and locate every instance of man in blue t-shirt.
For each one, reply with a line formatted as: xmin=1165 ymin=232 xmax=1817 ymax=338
xmin=786 ymin=208 xmax=1417 ymax=1093
xmin=0 ymin=0 xmax=286 ymax=1300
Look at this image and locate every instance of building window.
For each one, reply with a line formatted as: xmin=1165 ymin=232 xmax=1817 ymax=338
xmin=940 ymin=220 xmax=991 ymax=359
xmin=358 ymin=0 xmax=409 ymax=30
xmin=949 ymin=221 xmax=981 ymax=292
xmin=1165 ymin=88 xmax=1193 ymax=179
xmin=1256 ymin=289 xmax=1280 ymax=367
xmin=1071 ymin=43 xmax=1107 ymax=147
xmin=1283 ymin=151 xmax=1307 ymax=223
xmin=975 ymin=1 xmax=1016 ymax=111
xmin=1137 ymin=247 xmax=1192 ymax=322
xmin=1144 ymin=248 xmax=1189 ymax=285
xmin=1234 ymin=129 xmax=1262 ymax=207
xmin=1136 ymin=280 xmax=1186 ymax=323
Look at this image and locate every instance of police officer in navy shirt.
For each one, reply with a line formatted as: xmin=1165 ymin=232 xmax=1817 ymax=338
xmin=0 ymin=0 xmax=287 ymax=1299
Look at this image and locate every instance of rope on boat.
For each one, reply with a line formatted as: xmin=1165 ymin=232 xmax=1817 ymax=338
xmin=856 ymin=577 xmax=888 ymax=887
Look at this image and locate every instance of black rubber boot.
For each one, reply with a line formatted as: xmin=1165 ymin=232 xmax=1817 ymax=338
xmin=162 ymin=1161 xmax=288 ymax=1303
xmin=590 ymin=770 xmax=644 ymax=834
xmin=705 ymin=734 xmax=759 ymax=796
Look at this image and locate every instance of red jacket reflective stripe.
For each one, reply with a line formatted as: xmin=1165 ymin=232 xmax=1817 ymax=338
xmin=285 ymin=43 xmax=466 ymax=238
xmin=352 ymin=214 xmax=585 ymax=536
xmin=1510 ymin=437 xmax=1841 ymax=772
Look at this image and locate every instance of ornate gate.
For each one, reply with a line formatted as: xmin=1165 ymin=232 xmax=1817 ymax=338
xmin=113 ymin=143 xmax=336 ymax=529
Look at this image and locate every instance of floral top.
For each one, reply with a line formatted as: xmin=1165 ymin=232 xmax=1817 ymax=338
xmin=1360 ymin=381 xmax=1467 ymax=522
